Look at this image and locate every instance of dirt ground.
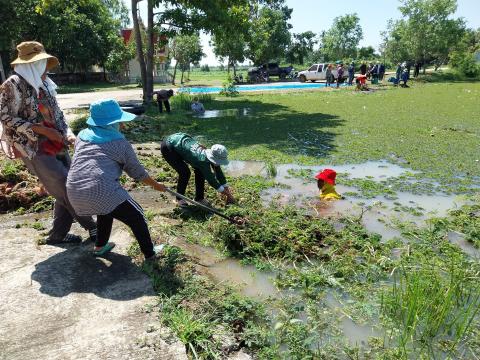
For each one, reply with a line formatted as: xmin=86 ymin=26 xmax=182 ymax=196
xmin=0 ymin=213 xmax=187 ymax=360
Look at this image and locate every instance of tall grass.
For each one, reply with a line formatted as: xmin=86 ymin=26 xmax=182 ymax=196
xmin=171 ymin=92 xmax=213 ymax=110
xmin=381 ymin=262 xmax=480 ymax=357
xmin=264 ymin=161 xmax=277 ymax=178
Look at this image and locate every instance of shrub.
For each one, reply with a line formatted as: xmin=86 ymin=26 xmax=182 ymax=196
xmin=200 ymin=64 xmax=210 ymax=72
xmin=219 ymin=75 xmax=239 ymax=97
xmin=449 ymin=51 xmax=480 ymax=78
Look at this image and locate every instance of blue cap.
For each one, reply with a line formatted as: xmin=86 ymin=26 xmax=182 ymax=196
xmin=86 ymin=98 xmax=136 ymax=127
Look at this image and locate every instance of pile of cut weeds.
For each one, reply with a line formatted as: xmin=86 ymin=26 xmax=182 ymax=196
xmin=0 ymin=157 xmax=52 ymax=213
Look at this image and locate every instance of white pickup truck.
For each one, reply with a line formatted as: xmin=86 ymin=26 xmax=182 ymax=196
xmin=297 ymin=63 xmax=348 ymax=82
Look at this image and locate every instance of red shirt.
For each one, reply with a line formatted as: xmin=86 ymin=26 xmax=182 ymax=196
xmin=37 ymin=91 xmax=64 ymax=155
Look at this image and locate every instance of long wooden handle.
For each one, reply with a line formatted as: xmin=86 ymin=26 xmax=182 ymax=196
xmin=165 ymin=188 xmax=235 ymax=223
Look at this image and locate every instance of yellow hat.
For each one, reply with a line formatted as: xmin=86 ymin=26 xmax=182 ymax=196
xmin=11 ymin=41 xmax=59 ymax=70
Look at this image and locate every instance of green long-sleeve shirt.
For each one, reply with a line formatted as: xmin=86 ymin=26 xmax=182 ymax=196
xmin=166 ymin=133 xmax=227 ymax=191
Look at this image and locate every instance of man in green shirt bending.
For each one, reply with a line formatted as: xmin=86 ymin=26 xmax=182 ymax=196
xmin=160 ymin=133 xmax=235 ymax=207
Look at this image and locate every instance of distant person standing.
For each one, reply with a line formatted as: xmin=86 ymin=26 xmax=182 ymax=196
xmin=336 ymin=63 xmax=344 ymax=88
xmin=371 ymin=62 xmax=379 ymax=84
xmin=153 ymin=89 xmax=174 ymax=113
xmin=413 ymin=62 xmax=421 ymax=78
xmin=347 ymin=62 xmax=355 ymax=85
xmin=401 ymin=62 xmax=409 ymax=87
xmin=366 ymin=62 xmax=374 ymax=79
xmin=326 ymin=64 xmax=333 ymax=87
xmin=360 ymin=62 xmax=367 ymax=75
xmin=395 ymin=63 xmax=402 ymax=86
xmin=379 ymin=63 xmax=385 ymax=81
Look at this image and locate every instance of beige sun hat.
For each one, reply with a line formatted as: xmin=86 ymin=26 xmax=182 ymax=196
xmin=205 ymin=144 xmax=229 ymax=166
xmin=11 ymin=41 xmax=59 ymax=70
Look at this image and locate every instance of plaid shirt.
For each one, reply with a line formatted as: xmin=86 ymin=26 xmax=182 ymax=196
xmin=66 ymin=138 xmax=149 ymax=216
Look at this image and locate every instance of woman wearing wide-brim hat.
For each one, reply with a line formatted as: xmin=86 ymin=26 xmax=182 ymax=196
xmin=66 ymin=99 xmax=167 ymax=259
xmin=0 ymin=41 xmax=97 ymax=244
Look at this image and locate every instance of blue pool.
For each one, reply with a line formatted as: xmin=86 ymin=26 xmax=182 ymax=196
xmin=178 ymin=82 xmax=342 ymax=94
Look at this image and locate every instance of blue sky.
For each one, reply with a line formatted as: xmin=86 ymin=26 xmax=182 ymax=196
xmin=131 ymin=0 xmax=480 ymax=65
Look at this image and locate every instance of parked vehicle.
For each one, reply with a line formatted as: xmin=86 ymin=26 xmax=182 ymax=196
xmin=247 ymin=63 xmax=294 ymax=82
xmin=297 ymin=63 xmax=348 ymax=83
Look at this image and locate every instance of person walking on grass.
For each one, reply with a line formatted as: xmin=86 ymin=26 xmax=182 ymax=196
xmin=160 ymin=132 xmax=235 ymax=208
xmin=0 ymin=41 xmax=96 ymax=245
xmin=153 ymin=89 xmax=174 ymax=113
xmin=66 ymin=99 xmax=166 ymax=259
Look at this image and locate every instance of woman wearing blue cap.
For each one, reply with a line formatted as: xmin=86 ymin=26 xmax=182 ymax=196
xmin=66 ymin=99 xmax=166 ymax=259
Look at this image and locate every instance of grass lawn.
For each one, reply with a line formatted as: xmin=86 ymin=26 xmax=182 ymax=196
xmin=120 ymin=80 xmax=480 ymax=191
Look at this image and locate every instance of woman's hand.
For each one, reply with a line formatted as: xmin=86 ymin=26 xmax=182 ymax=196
xmin=31 ymin=124 xmax=65 ymax=143
xmin=222 ymin=187 xmax=235 ymax=204
xmin=66 ymin=134 xmax=76 ymax=146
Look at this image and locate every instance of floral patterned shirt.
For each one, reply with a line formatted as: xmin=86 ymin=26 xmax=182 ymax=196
xmin=0 ymin=74 xmax=68 ymax=159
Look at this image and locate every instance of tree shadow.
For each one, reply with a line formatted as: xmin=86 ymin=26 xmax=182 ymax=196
xmin=126 ymin=97 xmax=344 ymax=160
xmin=31 ymin=244 xmax=156 ymax=300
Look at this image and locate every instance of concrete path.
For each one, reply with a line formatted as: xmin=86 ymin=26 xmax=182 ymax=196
xmin=0 ymin=214 xmax=187 ymax=360
xmin=57 ymin=89 xmax=144 ymax=110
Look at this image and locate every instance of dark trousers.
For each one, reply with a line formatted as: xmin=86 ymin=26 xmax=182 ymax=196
xmin=160 ymin=141 xmax=205 ymax=201
xmin=348 ymin=73 xmax=354 ymax=85
xmin=158 ymin=99 xmax=171 ymax=113
xmin=97 ymin=198 xmax=154 ymax=258
xmin=22 ymin=152 xmax=96 ymax=241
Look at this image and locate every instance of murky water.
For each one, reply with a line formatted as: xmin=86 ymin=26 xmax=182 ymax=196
xmin=325 ymin=293 xmax=381 ymax=345
xmin=447 ymin=231 xmax=480 ymax=258
xmin=193 ymin=108 xmax=251 ymax=119
xmin=225 ymin=160 xmax=468 ymax=247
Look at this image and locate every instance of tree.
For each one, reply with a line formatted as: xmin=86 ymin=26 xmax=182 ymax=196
xmin=449 ymin=28 xmax=480 ymax=77
xmin=383 ymin=0 xmax=466 ymax=71
xmin=357 ymin=46 xmax=377 ymax=60
xmin=248 ymin=6 xmax=292 ymax=65
xmin=131 ymin=0 xmax=147 ymax=97
xmin=285 ymin=31 xmax=317 ymax=65
xmin=0 ymin=0 xmax=124 ymax=73
xmin=105 ymin=39 xmax=135 ymax=76
xmin=170 ymin=34 xmax=203 ymax=84
xmin=210 ymin=5 xmax=250 ymax=75
xmin=320 ymin=13 xmax=363 ymax=61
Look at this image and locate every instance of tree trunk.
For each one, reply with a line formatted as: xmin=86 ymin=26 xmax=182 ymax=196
xmin=0 ymin=54 xmax=6 ymax=83
xmin=233 ymin=62 xmax=236 ymax=77
xmin=181 ymin=69 xmax=184 ymax=84
xmin=145 ymin=0 xmax=154 ymax=103
xmin=172 ymin=61 xmax=177 ymax=85
xmin=102 ymin=63 xmax=107 ymax=82
xmin=132 ymin=0 xmax=147 ymax=101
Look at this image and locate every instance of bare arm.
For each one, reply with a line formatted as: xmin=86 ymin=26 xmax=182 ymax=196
xmin=142 ymin=175 xmax=166 ymax=192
